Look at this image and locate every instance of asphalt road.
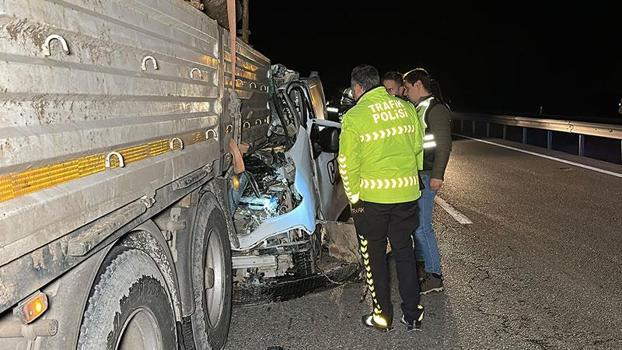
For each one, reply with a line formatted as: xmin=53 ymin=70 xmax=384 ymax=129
xmin=226 ymin=137 xmax=622 ymax=350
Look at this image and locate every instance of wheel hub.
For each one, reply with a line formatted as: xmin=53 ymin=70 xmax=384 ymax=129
xmin=116 ymin=308 xmax=162 ymax=350
xmin=205 ymin=229 xmax=225 ymax=327
xmin=205 ymin=267 xmax=215 ymax=289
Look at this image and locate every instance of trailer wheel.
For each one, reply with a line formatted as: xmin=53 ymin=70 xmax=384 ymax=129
xmin=191 ymin=209 xmax=232 ymax=350
xmin=77 ymin=247 xmax=177 ymax=350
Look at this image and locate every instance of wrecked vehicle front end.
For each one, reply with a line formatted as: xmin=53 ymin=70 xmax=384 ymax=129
xmin=226 ymin=65 xmax=357 ymax=303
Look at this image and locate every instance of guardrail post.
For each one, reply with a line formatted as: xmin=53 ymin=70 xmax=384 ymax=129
xmin=472 ymin=120 xmax=476 ymax=136
xmin=522 ymin=128 xmax=527 ymax=144
xmin=578 ymin=134 xmax=585 ymax=156
xmin=502 ymin=125 xmax=507 ymax=140
xmin=486 ymin=123 xmax=490 ymax=138
xmin=547 ymin=131 xmax=552 ymax=150
xmin=460 ymin=119 xmax=464 ymax=133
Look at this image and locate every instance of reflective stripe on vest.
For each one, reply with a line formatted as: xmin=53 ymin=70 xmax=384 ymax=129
xmin=361 ymin=176 xmax=418 ymax=189
xmin=423 ymin=134 xmax=436 ymax=149
xmin=417 ymin=97 xmax=437 ymax=150
xmin=359 ymin=124 xmax=417 ymax=142
xmin=338 ymin=154 xmax=360 ymax=203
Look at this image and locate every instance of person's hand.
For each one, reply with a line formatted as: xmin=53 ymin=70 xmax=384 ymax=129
xmin=430 ymin=178 xmax=444 ymax=192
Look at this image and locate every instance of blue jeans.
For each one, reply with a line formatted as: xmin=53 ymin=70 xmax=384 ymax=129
xmin=414 ymin=173 xmax=443 ymax=276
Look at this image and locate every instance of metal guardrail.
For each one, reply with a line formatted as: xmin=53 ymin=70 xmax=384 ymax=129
xmin=452 ymin=113 xmax=622 ymax=163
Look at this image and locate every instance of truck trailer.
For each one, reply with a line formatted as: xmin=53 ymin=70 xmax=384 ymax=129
xmin=0 ymin=1 xmax=348 ymax=348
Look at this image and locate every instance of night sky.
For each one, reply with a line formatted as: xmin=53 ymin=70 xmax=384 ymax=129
xmin=249 ymin=2 xmax=620 ymax=121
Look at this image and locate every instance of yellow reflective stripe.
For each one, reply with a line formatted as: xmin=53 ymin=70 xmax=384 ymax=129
xmin=338 ymin=154 xmax=359 ymax=203
xmin=360 ymin=176 xmax=418 ymax=189
xmin=360 ymin=125 xmax=416 ymax=142
xmin=373 ymin=315 xmax=387 ymax=327
xmin=0 ymin=131 xmax=209 ymax=203
xmin=359 ymin=234 xmax=386 ymax=315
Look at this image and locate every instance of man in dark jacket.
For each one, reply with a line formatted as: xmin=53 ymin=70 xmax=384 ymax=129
xmin=403 ymin=68 xmax=452 ymax=294
xmin=382 ymin=71 xmax=405 ymax=97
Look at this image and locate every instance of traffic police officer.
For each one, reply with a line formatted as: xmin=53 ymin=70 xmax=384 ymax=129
xmin=338 ymin=64 xmax=425 ymax=331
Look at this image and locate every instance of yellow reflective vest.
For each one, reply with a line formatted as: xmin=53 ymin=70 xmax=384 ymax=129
xmin=338 ymin=87 xmax=423 ymax=204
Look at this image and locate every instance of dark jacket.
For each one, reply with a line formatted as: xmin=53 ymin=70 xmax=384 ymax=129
xmin=420 ymin=99 xmax=452 ymax=180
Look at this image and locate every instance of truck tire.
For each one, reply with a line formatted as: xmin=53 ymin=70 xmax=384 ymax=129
xmin=191 ymin=209 xmax=232 ymax=350
xmin=77 ymin=247 xmax=177 ymax=350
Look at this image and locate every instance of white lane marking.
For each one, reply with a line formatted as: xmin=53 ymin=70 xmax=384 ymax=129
xmin=435 ymin=196 xmax=473 ymax=225
xmin=456 ymin=134 xmax=622 ymax=178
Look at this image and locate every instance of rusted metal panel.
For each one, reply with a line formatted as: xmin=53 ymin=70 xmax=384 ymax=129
xmin=221 ymin=30 xmax=270 ymax=145
xmin=0 ymin=140 xmax=220 ymax=266
xmin=0 ymin=0 xmax=270 ymax=270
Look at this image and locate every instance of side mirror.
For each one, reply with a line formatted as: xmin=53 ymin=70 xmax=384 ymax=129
xmin=318 ymin=127 xmax=340 ymax=153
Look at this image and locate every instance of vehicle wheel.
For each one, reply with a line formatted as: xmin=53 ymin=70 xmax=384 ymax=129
xmin=77 ymin=247 xmax=177 ymax=350
xmin=191 ymin=209 xmax=232 ymax=350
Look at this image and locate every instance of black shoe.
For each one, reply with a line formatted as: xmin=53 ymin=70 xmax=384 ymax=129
xmin=361 ymin=314 xmax=393 ymax=332
xmin=420 ymin=275 xmax=444 ymax=295
xmin=400 ymin=305 xmax=424 ymax=331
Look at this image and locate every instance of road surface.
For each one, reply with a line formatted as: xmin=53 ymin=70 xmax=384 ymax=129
xmin=226 ymin=137 xmax=622 ymax=350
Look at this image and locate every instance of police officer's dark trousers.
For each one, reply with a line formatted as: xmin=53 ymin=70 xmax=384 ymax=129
xmin=351 ymin=200 xmax=422 ymax=325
